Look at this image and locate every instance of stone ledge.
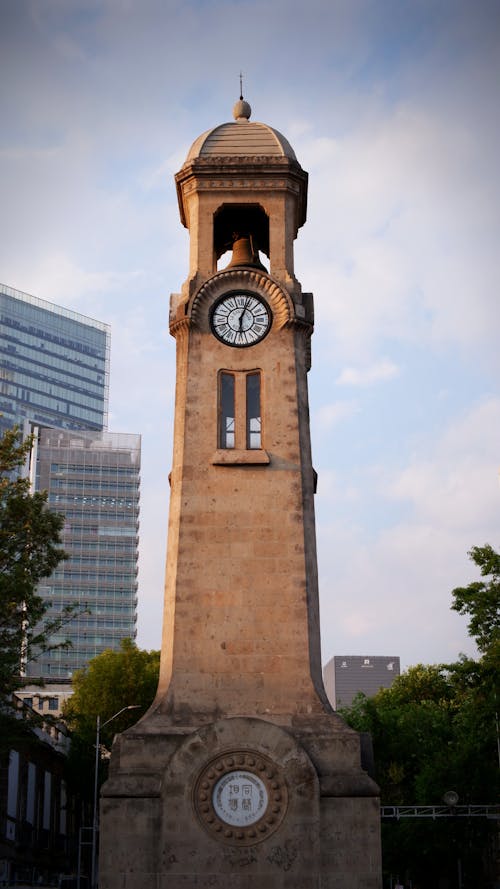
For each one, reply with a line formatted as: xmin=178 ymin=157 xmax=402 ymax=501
xmin=212 ymin=449 xmax=270 ymax=465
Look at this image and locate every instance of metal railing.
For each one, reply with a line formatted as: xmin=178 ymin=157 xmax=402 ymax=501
xmin=381 ymin=804 xmax=500 ymax=820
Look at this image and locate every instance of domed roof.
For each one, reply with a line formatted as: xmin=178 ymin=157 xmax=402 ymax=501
xmin=185 ymin=99 xmax=297 ymax=162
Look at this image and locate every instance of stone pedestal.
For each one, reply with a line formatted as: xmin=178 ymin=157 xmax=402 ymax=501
xmin=100 ymin=715 xmax=381 ymax=888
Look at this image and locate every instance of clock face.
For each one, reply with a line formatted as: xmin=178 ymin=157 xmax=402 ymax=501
xmin=211 ymin=292 xmax=271 ymax=347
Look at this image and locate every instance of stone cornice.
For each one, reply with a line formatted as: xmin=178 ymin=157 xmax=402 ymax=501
xmin=175 ymin=157 xmax=308 ymax=230
xmin=178 ymin=154 xmax=306 ymax=173
xmin=169 ymin=316 xmax=190 ymax=339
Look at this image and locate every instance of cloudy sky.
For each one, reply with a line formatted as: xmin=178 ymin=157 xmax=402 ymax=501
xmin=2 ymin=0 xmax=499 ymax=670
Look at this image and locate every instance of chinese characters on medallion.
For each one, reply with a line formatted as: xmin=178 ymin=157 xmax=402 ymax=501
xmin=213 ymin=771 xmax=268 ymax=826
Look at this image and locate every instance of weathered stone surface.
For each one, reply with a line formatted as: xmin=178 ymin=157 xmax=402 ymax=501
xmin=101 ymin=717 xmax=380 ymax=888
xmin=99 ymin=107 xmax=382 ymax=888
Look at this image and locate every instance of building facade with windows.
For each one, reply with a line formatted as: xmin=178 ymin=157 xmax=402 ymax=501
xmin=0 ymin=695 xmax=84 ymax=885
xmin=323 ymin=655 xmax=401 ymax=709
xmin=25 ymin=427 xmax=140 ymax=680
xmin=0 ymin=283 xmax=140 ymax=691
xmin=0 ymin=283 xmax=109 ymax=438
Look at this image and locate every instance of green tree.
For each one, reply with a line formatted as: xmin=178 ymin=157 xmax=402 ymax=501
xmin=340 ymin=545 xmax=500 ymax=888
xmin=342 ymin=661 xmax=498 ymax=887
xmin=63 ymin=639 xmax=160 ymax=795
xmin=341 ymin=665 xmax=458 ymax=805
xmin=451 ymin=543 xmax=500 ymax=652
xmin=0 ymin=425 xmax=69 ymax=701
xmin=64 ymin=638 xmax=160 ymax=742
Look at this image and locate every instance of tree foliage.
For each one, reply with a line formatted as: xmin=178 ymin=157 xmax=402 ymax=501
xmin=0 ymin=425 xmax=68 ymax=700
xmin=64 ymin=638 xmax=160 ymax=742
xmin=340 ymin=545 xmax=500 ymax=888
xmin=451 ymin=543 xmax=500 ymax=652
xmin=63 ymin=639 xmax=160 ymax=795
xmin=343 ymin=661 xmax=498 ymax=805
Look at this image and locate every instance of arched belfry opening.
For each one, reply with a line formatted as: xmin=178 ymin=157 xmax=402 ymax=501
xmin=214 ymin=203 xmax=269 ymax=271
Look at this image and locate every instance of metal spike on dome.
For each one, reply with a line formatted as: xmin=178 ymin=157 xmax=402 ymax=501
xmin=233 ymin=73 xmax=251 ymax=120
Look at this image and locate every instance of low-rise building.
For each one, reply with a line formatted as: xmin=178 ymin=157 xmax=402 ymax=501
xmin=323 ymin=655 xmax=400 ymax=709
xmin=0 ymin=696 xmax=85 ymax=885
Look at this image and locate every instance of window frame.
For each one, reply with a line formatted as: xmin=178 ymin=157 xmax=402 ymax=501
xmin=217 ymin=369 xmax=263 ymax=453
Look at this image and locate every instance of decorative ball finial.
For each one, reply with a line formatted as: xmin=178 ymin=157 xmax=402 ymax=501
xmin=233 ymin=98 xmax=251 ymax=121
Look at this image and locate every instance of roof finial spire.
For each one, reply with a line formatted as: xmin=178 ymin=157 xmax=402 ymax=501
xmin=233 ymin=74 xmax=251 ymax=121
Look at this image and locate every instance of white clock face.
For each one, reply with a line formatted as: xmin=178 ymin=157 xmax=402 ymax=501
xmin=211 ymin=293 xmax=271 ymax=347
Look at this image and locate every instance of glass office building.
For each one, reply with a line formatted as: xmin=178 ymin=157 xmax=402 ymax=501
xmin=25 ymin=427 xmax=140 ymax=679
xmin=0 ymin=284 xmax=140 ymax=682
xmin=0 ymin=283 xmax=109 ymax=438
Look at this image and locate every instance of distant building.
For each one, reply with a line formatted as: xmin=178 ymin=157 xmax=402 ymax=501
xmin=14 ymin=681 xmax=74 ymax=718
xmin=0 ymin=282 xmax=109 ymax=437
xmin=0 ymin=696 xmax=82 ymax=884
xmin=24 ymin=426 xmax=140 ymax=681
xmin=0 ymin=283 xmax=139 ymax=691
xmin=323 ymin=655 xmax=400 ymax=709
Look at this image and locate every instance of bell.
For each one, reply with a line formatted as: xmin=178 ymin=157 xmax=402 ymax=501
xmin=225 ymin=233 xmax=267 ymax=271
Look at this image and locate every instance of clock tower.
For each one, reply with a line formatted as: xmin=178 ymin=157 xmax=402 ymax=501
xmin=100 ymin=98 xmax=382 ymax=888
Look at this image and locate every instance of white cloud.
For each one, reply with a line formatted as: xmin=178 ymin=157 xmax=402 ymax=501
xmin=336 ymin=359 xmax=399 ymax=386
xmin=387 ymin=398 xmax=500 ymax=527
xmin=296 ymin=87 xmax=500 ymax=371
xmin=16 ymin=252 xmax=129 ymax=311
xmin=318 ymin=397 xmax=500 ymax=667
xmin=315 ymin=400 xmax=360 ymax=430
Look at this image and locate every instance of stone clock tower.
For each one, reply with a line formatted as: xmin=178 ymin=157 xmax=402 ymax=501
xmin=100 ymin=98 xmax=382 ymax=888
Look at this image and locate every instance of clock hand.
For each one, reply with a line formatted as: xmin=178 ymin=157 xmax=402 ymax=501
xmin=238 ymin=301 xmax=249 ymax=330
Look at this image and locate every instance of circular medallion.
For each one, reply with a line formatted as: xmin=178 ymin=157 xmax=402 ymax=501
xmin=210 ymin=292 xmax=271 ymax=347
xmin=213 ymin=770 xmax=268 ymax=826
xmin=193 ymin=750 xmax=288 ymax=845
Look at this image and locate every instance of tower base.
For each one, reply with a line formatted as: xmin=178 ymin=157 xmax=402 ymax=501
xmin=100 ymin=715 xmax=382 ymax=888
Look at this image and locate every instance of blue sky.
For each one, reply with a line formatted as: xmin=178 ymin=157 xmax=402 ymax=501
xmin=1 ymin=0 xmax=499 ymax=668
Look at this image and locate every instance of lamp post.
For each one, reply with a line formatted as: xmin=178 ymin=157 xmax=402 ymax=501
xmin=443 ymin=791 xmax=462 ymax=889
xmin=91 ymin=705 xmax=140 ymax=889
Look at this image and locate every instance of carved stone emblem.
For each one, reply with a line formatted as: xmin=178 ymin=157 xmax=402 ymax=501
xmin=193 ymin=750 xmax=288 ymax=845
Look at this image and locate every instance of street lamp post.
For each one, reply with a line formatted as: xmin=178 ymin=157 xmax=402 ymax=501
xmin=91 ymin=705 xmax=140 ymax=889
xmin=443 ymin=791 xmax=462 ymax=889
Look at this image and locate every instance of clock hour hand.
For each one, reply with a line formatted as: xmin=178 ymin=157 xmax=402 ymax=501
xmin=238 ymin=304 xmax=248 ymax=330
xmin=238 ymin=298 xmax=251 ymax=330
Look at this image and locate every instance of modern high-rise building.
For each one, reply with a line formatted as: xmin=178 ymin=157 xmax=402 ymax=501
xmin=25 ymin=426 xmax=140 ymax=679
xmin=323 ymin=655 xmax=401 ymax=709
xmin=0 ymin=283 xmax=139 ymax=685
xmin=0 ymin=283 xmax=109 ymax=438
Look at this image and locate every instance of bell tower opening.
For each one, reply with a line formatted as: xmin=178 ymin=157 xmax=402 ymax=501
xmin=214 ymin=203 xmax=269 ymax=271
